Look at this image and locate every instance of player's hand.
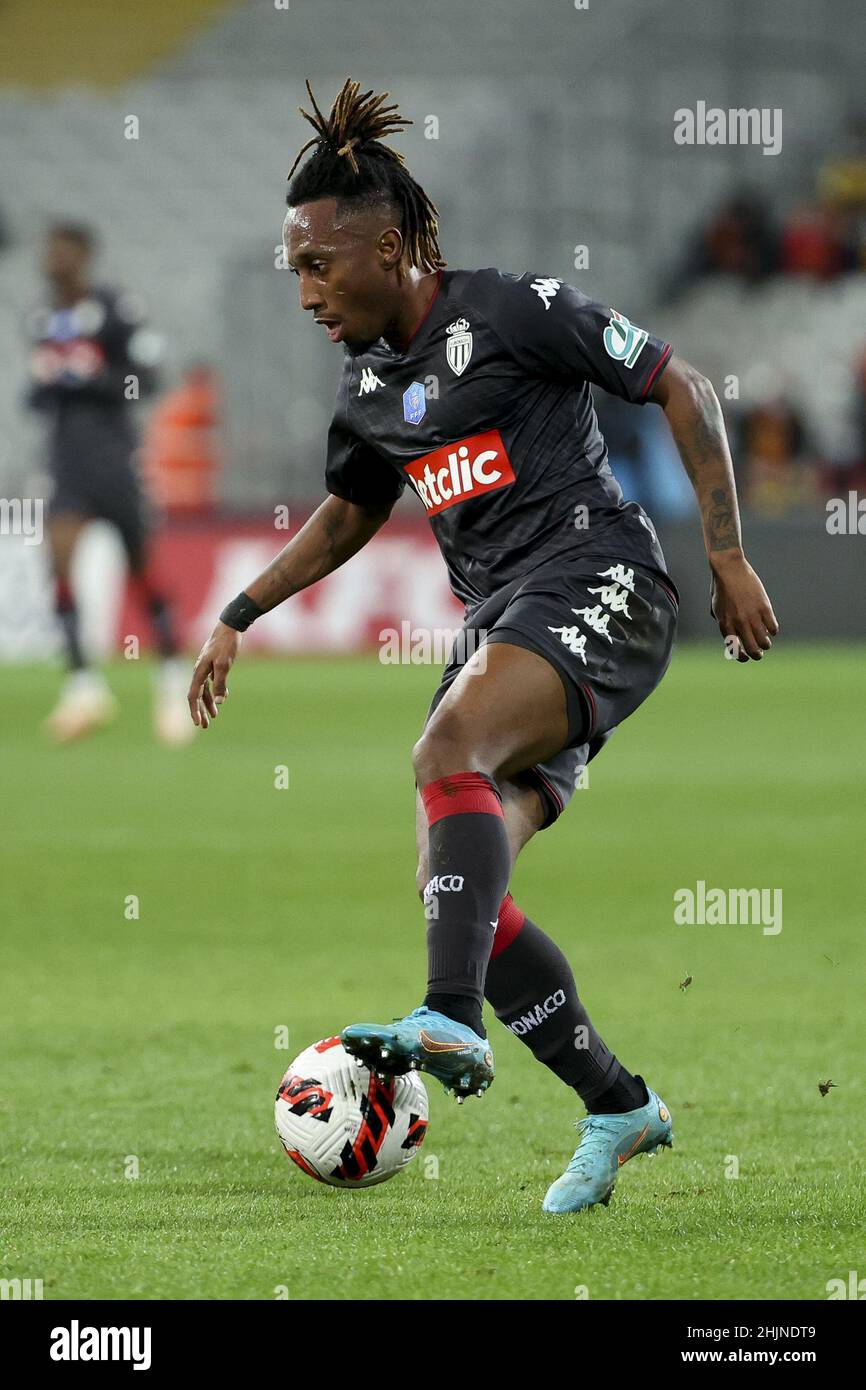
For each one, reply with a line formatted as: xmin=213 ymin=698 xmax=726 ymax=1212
xmin=187 ymin=622 xmax=242 ymax=728
xmin=710 ymin=550 xmax=779 ymax=662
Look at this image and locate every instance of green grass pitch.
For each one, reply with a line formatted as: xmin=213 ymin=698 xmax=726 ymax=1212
xmin=1 ymin=645 xmax=863 ymax=1300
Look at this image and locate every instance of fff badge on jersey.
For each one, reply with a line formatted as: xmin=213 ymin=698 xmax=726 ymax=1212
xmin=403 ymin=381 xmax=427 ymax=425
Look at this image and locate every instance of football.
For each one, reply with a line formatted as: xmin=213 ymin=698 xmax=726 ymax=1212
xmin=275 ymin=1035 xmax=429 ymax=1187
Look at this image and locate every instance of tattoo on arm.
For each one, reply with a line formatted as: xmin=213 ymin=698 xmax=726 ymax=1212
xmin=707 ymin=486 xmax=738 ymax=551
xmin=669 ymin=379 xmax=742 ymax=554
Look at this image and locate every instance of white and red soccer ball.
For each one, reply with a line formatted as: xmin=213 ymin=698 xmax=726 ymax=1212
xmin=275 ymin=1035 xmax=429 ymax=1188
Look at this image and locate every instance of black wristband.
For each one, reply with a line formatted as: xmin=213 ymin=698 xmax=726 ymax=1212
xmin=219 ymin=591 xmax=265 ymax=632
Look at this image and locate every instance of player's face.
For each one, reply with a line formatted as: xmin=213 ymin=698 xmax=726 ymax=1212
xmin=43 ymin=233 xmax=89 ymax=286
xmin=283 ymin=199 xmax=401 ymax=349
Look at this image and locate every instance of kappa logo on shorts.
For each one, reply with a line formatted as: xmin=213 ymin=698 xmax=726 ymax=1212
xmin=587 ymin=564 xmax=635 ymax=617
xmin=571 ymin=604 xmax=614 ymax=642
xmin=548 ymin=565 xmax=637 ymax=661
xmin=548 ymin=624 xmax=588 ymax=663
xmin=404 ymin=430 xmax=515 ymax=516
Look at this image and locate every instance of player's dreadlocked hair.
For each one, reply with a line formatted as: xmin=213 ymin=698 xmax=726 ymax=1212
xmin=286 ymin=78 xmax=446 ymax=274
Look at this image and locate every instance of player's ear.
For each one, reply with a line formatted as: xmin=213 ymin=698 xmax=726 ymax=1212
xmin=378 ymin=226 xmax=404 ymax=274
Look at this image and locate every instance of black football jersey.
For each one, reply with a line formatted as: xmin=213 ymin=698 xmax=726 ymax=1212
xmin=26 ymin=287 xmax=159 ymax=474
xmin=325 ymin=267 xmax=674 ymax=611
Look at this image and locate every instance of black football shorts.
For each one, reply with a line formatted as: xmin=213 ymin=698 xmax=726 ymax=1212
xmin=49 ymin=457 xmax=149 ymax=570
xmin=425 ymin=553 xmax=679 ymax=828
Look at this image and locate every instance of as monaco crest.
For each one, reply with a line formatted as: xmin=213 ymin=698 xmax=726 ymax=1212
xmin=446 ymin=317 xmax=473 ymax=376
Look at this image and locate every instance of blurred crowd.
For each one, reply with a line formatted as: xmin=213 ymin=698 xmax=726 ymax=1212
xmin=603 ymin=366 xmax=866 ymax=524
xmin=668 ymin=118 xmax=866 ymax=291
xmin=20 ymin=114 xmax=866 ymax=529
xmin=614 ymin=119 xmax=866 ymax=520
xmin=601 ymin=373 xmax=866 ymax=523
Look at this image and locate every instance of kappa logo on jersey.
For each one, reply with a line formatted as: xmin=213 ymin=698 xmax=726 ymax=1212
xmin=357 ymin=366 xmax=385 ymax=396
xmin=603 ymin=309 xmax=649 ymax=368
xmin=445 ymin=317 xmax=473 ymax=376
xmin=403 ymin=380 xmax=427 ymax=424
xmin=403 ymin=429 xmax=516 ymax=516
xmin=530 ymin=276 xmax=562 ymax=310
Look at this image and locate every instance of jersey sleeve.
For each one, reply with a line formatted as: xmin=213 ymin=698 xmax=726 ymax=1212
xmin=112 ymin=291 xmax=161 ymax=398
xmin=325 ymin=414 xmax=406 ymax=508
xmin=466 ymin=268 xmax=672 ymax=404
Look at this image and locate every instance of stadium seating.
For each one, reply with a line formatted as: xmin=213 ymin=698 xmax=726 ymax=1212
xmin=1 ymin=0 xmax=864 ymax=500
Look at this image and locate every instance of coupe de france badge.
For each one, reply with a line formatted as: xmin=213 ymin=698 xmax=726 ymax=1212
xmin=403 ymin=381 xmax=427 ymax=425
xmin=603 ymin=309 xmax=648 ymax=368
xmin=446 ymin=317 xmax=473 ymax=376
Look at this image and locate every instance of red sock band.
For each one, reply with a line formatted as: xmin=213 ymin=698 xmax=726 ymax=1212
xmin=55 ymin=577 xmax=74 ymax=610
xmin=421 ymin=772 xmax=504 ymax=827
xmin=128 ymin=572 xmax=165 ymax=608
xmin=490 ymin=894 xmax=526 ymax=961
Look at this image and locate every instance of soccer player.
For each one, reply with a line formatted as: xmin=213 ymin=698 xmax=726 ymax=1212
xmin=187 ymin=81 xmax=779 ymax=1212
xmin=28 ymin=222 xmax=190 ymax=744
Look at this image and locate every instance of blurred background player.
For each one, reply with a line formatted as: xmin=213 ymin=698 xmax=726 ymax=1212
xmin=26 ymin=222 xmax=191 ymax=744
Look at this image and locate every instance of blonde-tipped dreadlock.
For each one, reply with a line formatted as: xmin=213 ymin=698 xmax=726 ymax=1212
xmin=286 ymin=77 xmax=446 ymax=273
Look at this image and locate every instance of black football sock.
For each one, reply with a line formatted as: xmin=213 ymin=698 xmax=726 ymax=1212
xmin=148 ymin=594 xmax=178 ymax=659
xmin=484 ymin=896 xmax=648 ymax=1112
xmin=424 ymin=991 xmax=484 ymax=1037
xmin=55 ymin=577 xmax=86 ymax=671
xmin=589 ymin=1071 xmax=650 ymax=1114
xmin=421 ymin=771 xmax=511 ymax=1037
xmin=129 ymin=574 xmax=178 ymax=659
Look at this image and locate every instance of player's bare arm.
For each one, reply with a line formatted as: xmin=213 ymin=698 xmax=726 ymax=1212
xmin=187 ymin=493 xmax=393 ymax=727
xmin=651 ymin=355 xmax=779 ymax=661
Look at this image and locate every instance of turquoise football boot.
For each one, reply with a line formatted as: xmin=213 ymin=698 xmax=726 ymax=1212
xmin=341 ymin=1006 xmax=494 ymax=1102
xmin=543 ymin=1082 xmax=673 ymax=1213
